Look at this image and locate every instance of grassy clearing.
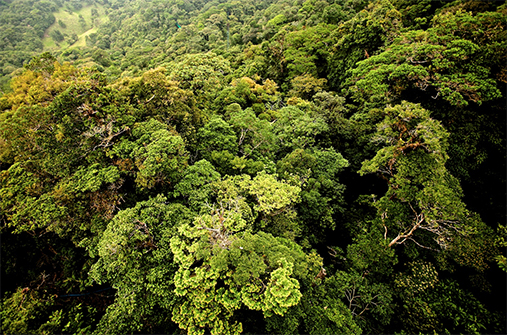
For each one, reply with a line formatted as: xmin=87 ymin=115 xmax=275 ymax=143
xmin=70 ymin=27 xmax=98 ymax=48
xmin=42 ymin=3 xmax=108 ymax=51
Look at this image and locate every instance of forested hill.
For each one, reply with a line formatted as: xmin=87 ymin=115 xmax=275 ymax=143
xmin=1 ymin=0 xmax=506 ymax=334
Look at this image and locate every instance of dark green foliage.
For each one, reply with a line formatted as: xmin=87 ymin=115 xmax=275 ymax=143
xmin=0 ymin=0 xmax=57 ymax=88
xmin=0 ymin=0 xmax=505 ymax=334
xmin=89 ymin=195 xmax=191 ymax=334
xmin=327 ymin=0 xmax=402 ymax=90
xmin=50 ymin=29 xmax=65 ymax=43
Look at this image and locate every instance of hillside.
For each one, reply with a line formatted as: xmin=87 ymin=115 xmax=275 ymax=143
xmin=42 ymin=3 xmax=108 ymax=50
xmin=0 ymin=0 xmax=506 ymax=334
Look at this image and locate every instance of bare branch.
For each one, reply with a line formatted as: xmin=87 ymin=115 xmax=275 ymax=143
xmin=238 ymin=129 xmax=248 ymax=146
xmin=388 ymin=213 xmax=424 ymax=247
xmin=243 ymin=140 xmax=264 ymax=159
xmin=145 ymin=94 xmax=156 ymax=103
xmin=408 ymin=57 xmax=429 ymax=64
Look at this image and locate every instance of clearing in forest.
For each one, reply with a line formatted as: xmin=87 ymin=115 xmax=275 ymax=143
xmin=42 ymin=3 xmax=108 ymax=51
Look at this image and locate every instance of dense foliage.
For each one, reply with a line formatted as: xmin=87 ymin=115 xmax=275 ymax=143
xmin=1 ymin=0 xmax=505 ymax=334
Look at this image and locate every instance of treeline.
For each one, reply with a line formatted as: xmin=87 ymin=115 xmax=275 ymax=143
xmin=0 ymin=0 xmax=101 ymax=89
xmin=0 ymin=0 xmax=506 ymax=334
xmin=0 ymin=0 xmax=56 ymax=87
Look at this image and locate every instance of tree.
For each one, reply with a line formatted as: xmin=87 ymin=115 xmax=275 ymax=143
xmin=394 ymin=262 xmax=493 ymax=334
xmin=288 ymin=74 xmax=327 ymax=100
xmin=228 ymin=107 xmax=278 ymax=162
xmin=0 ymin=62 xmax=124 ymax=241
xmin=272 ymin=105 xmax=329 ymax=155
xmin=214 ymin=76 xmax=280 ymax=114
xmin=109 ymin=119 xmax=188 ymax=189
xmin=170 ymin=199 xmax=318 ymax=335
xmin=277 ymin=147 xmax=349 ymax=243
xmin=359 ymin=102 xmax=480 ymax=251
xmin=173 ymin=159 xmax=221 ymax=212
xmin=327 ymin=0 xmax=402 ymax=90
xmin=89 ymin=195 xmax=193 ymax=334
xmin=50 ymin=30 xmax=65 ymax=43
xmin=347 ymin=9 xmax=504 ymax=108
xmin=112 ymin=67 xmax=200 ymax=141
xmin=168 ymin=52 xmax=231 ymax=114
xmin=346 ymin=5 xmax=506 ymax=186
